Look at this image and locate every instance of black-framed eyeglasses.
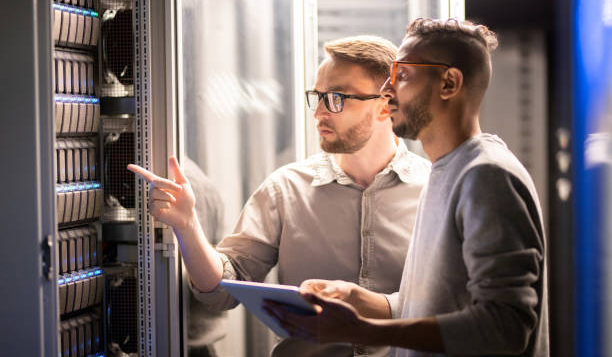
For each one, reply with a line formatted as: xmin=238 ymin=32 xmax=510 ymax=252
xmin=305 ymin=90 xmax=381 ymax=113
xmin=390 ymin=61 xmax=451 ymax=85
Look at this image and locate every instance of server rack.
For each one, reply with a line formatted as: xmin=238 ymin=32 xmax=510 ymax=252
xmin=1 ymin=1 xmax=181 ymax=356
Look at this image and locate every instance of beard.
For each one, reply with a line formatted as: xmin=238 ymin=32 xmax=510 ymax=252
xmin=320 ymin=113 xmax=374 ymax=153
xmin=392 ymin=84 xmax=433 ymax=140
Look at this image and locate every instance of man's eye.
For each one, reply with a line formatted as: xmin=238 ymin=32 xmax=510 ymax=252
xmin=397 ymin=71 xmax=410 ymax=81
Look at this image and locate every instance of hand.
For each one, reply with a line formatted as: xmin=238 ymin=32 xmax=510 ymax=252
xmin=300 ymin=279 xmax=355 ymax=302
xmin=127 ymin=156 xmax=196 ymax=231
xmin=263 ymin=293 xmax=370 ymax=344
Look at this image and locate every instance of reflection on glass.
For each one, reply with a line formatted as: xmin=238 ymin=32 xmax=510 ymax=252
xmin=181 ymin=0 xmax=296 ymax=356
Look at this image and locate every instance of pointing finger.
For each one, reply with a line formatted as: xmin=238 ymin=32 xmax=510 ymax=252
xmin=127 ymin=164 xmax=157 ymax=183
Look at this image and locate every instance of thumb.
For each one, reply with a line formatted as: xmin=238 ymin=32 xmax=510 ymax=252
xmin=169 ymin=156 xmax=188 ymax=184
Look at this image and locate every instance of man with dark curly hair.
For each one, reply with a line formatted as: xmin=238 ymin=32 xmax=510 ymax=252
xmin=267 ymin=18 xmax=549 ymax=357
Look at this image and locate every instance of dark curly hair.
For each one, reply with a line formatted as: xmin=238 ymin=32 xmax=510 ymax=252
xmin=404 ymin=18 xmax=498 ymax=94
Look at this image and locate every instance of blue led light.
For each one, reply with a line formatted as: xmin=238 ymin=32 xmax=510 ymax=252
xmin=73 ymin=274 xmax=80 ymax=281
xmin=93 ymin=182 xmax=101 ymax=189
xmin=94 ymin=269 xmax=102 ymax=275
xmin=83 ymin=10 xmax=91 ymax=16
xmin=80 ymin=273 xmax=87 ymax=279
xmin=65 ymin=277 xmax=73 ymax=282
xmin=85 ymin=183 xmax=92 ymax=189
xmin=92 ymin=11 xmax=99 ymax=17
xmin=75 ymin=8 xmax=83 ymax=15
xmin=56 ymin=186 xmax=62 ymax=193
xmin=92 ymin=97 xmax=100 ymax=104
xmin=52 ymin=4 xmax=60 ymax=10
xmin=58 ymin=279 xmax=65 ymax=285
xmin=88 ymin=271 xmax=94 ymax=277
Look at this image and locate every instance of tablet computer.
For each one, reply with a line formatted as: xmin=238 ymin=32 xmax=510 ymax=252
xmin=219 ymin=279 xmax=317 ymax=338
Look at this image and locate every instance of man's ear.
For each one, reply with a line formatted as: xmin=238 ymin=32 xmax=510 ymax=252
xmin=440 ymin=68 xmax=463 ymax=100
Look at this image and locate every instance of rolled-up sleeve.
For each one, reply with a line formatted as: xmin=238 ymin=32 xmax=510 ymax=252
xmin=437 ymin=165 xmax=545 ymax=355
xmin=190 ymin=177 xmax=283 ymax=311
xmin=385 ymin=292 xmax=400 ymax=319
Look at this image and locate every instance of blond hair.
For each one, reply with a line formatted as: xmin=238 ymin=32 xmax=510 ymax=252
xmin=324 ymin=35 xmax=397 ymax=86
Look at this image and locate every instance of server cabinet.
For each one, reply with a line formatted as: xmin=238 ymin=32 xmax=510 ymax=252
xmin=0 ymin=1 xmax=181 ymax=356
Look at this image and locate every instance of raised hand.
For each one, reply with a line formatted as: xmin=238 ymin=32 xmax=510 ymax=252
xmin=127 ymin=156 xmax=196 ymax=231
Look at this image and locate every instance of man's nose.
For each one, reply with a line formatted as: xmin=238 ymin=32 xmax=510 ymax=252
xmin=380 ymin=77 xmax=395 ymax=99
xmin=314 ymin=97 xmax=331 ymax=118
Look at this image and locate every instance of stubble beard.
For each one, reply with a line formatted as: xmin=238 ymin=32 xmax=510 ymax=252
xmin=320 ymin=113 xmax=374 ymax=153
xmin=392 ymin=85 xmax=433 ymax=140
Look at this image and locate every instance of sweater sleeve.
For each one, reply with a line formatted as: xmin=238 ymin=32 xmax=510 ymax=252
xmin=437 ymin=164 xmax=545 ymax=355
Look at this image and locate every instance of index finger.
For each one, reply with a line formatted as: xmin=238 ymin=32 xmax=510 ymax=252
xmin=127 ymin=164 xmax=157 ymax=183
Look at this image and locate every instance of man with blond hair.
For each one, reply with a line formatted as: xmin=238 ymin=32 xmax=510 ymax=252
xmin=129 ymin=35 xmax=431 ymax=356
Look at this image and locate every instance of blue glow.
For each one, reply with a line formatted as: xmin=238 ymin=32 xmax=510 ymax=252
xmin=94 ymin=269 xmax=102 ymax=275
xmin=65 ymin=277 xmax=73 ymax=282
xmin=88 ymin=271 xmax=94 ymax=277
xmin=58 ymin=278 xmax=65 ymax=285
xmin=56 ymin=186 xmax=62 ymax=193
xmin=73 ymin=274 xmax=80 ymax=281
xmin=93 ymin=182 xmax=101 ymax=189
xmin=85 ymin=183 xmax=92 ymax=190
xmin=573 ymin=1 xmax=612 ymax=356
xmin=80 ymin=273 xmax=87 ymax=279
xmin=55 ymin=95 xmax=100 ymax=104
xmin=55 ymin=3 xmax=98 ymax=18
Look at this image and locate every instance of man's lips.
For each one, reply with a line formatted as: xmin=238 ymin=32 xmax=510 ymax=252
xmin=318 ymin=128 xmax=334 ymax=136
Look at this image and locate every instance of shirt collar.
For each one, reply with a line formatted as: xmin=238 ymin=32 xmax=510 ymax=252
xmin=311 ymin=140 xmax=425 ymax=187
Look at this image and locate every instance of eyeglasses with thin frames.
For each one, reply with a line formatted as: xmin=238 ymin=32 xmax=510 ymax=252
xmin=305 ymin=90 xmax=381 ymax=113
xmin=389 ymin=61 xmax=450 ymax=85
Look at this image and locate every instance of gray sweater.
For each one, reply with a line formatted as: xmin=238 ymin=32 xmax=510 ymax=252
xmin=387 ymin=134 xmax=549 ymax=357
